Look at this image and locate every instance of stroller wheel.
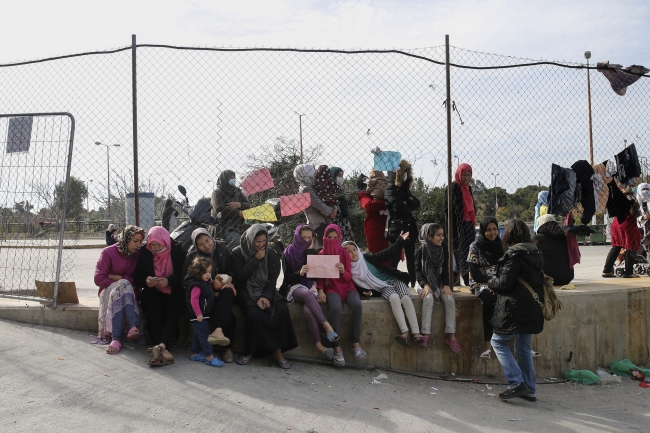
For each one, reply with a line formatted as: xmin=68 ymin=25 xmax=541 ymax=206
xmin=615 ymin=267 xmax=625 ymax=277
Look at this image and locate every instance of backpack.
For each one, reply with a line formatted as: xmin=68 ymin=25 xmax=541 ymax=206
xmin=517 ymin=272 xmax=563 ymax=321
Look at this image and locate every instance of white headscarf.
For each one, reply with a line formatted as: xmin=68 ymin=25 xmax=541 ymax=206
xmin=343 ymin=242 xmax=392 ymax=291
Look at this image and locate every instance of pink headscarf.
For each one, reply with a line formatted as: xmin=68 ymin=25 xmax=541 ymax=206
xmin=317 ymin=224 xmax=355 ymax=301
xmin=454 ymin=163 xmax=476 ymax=226
xmin=146 ymin=226 xmax=174 ymax=294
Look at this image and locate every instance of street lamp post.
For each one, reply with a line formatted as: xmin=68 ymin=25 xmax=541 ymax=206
xmin=585 ymin=51 xmax=594 ymax=165
xmin=294 ymin=111 xmax=305 ymax=164
xmin=85 ymin=179 xmax=93 ymax=220
xmin=491 ymin=172 xmax=499 ymax=210
xmin=95 ymin=142 xmax=121 ymax=220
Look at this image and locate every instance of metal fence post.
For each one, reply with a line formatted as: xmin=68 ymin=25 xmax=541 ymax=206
xmin=132 ymin=34 xmax=140 ymax=226
xmin=445 ymin=35 xmax=454 ymax=289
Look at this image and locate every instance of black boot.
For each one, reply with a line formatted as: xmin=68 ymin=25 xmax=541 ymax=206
xmin=498 ymin=383 xmax=530 ymax=400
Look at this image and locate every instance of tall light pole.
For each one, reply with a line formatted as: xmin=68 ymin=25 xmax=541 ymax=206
xmin=85 ymin=179 xmax=93 ymax=219
xmin=294 ymin=111 xmax=305 ymax=164
xmin=95 ymin=142 xmax=121 ymax=220
xmin=585 ymin=51 xmax=594 ymax=165
xmin=491 ymin=172 xmax=499 ymax=210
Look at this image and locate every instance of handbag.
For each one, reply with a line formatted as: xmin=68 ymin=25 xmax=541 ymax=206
xmin=517 ymin=273 xmax=563 ymax=321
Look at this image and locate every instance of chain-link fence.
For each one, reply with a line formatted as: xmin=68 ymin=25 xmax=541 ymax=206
xmin=0 ymin=36 xmax=647 ymax=299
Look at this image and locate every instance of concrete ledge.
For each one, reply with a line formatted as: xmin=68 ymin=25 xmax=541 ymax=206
xmin=2 ymin=282 xmax=649 ymax=378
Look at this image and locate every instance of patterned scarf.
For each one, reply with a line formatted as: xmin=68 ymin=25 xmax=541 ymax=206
xmin=117 ymin=225 xmax=145 ymax=258
xmin=314 ymin=165 xmax=339 ymax=206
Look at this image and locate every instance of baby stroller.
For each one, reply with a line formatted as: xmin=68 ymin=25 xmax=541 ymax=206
xmin=614 ymin=247 xmax=649 ymax=277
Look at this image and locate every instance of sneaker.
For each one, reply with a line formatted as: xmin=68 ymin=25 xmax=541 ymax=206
xmin=602 ymin=271 xmax=615 ymax=278
xmin=499 ymin=383 xmax=530 ymax=400
xmin=519 ymin=394 xmax=537 ymax=402
xmin=531 ymin=349 xmax=541 ymax=358
xmin=623 ymin=274 xmax=641 ymax=278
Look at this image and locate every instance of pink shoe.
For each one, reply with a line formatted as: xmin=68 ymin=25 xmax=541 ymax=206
xmin=126 ymin=326 xmax=140 ymax=341
xmin=106 ymin=340 xmax=122 ymax=354
xmin=445 ymin=338 xmax=463 ymax=353
xmin=416 ymin=335 xmax=429 ymax=348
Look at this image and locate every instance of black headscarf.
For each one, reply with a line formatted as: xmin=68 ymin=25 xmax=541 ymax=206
xmin=476 ymin=216 xmax=503 ymax=266
xmin=217 ymin=170 xmax=238 ymax=194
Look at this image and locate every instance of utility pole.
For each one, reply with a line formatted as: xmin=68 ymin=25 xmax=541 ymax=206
xmin=585 ymin=51 xmax=594 ymax=165
xmin=294 ymin=111 xmax=305 ymax=164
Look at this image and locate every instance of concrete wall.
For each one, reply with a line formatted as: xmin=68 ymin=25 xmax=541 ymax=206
xmin=2 ymin=286 xmax=649 ymax=377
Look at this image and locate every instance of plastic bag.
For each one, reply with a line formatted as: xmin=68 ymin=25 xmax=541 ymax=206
xmin=609 ymin=359 xmax=650 ymax=377
xmin=596 ymin=368 xmax=622 ymax=384
xmin=564 ymin=369 xmax=601 ymax=385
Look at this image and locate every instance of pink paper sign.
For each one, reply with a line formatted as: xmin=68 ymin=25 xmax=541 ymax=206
xmin=241 ymin=167 xmax=275 ymax=196
xmin=306 ymin=255 xmax=340 ymax=279
xmin=280 ymin=193 xmax=311 ymax=216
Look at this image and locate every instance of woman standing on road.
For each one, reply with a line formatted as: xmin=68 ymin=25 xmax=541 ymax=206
xmin=488 ymin=219 xmax=544 ymax=402
xmin=93 ymin=225 xmax=145 ymax=355
xmin=134 ymin=226 xmax=187 ymax=366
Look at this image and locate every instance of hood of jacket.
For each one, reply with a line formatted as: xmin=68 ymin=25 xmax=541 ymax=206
xmin=394 ymin=159 xmax=413 ymax=188
xmin=505 ymin=242 xmax=543 ymax=270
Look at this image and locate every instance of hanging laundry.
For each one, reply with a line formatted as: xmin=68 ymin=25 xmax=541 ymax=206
xmin=548 ymin=164 xmax=577 ymax=216
xmin=607 ymin=179 xmax=634 ymax=224
xmin=615 ymin=143 xmax=642 ymax=186
xmin=597 ymin=61 xmax=649 ymax=96
xmin=605 ymin=159 xmax=617 ymax=178
xmin=571 ymin=160 xmax=596 ymax=224
xmin=591 ymin=173 xmax=606 ymax=214
xmin=564 ymin=213 xmax=581 ymax=268
xmin=592 ymin=163 xmax=612 ymax=215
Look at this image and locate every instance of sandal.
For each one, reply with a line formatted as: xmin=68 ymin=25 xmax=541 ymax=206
xmin=236 ymin=355 xmax=252 ymax=365
xmin=206 ymin=357 xmax=225 ymax=367
xmin=126 ymin=326 xmax=140 ymax=342
xmin=189 ymin=354 xmax=207 ymax=362
xmin=273 ymin=357 xmax=292 ymax=369
xmin=148 ymin=354 xmax=175 ymax=366
xmin=351 ymin=346 xmax=367 ymax=359
xmin=223 ymin=350 xmax=234 ymax=363
xmin=445 ymin=338 xmax=463 ymax=354
xmin=416 ymin=335 xmax=429 ymax=348
xmin=106 ymin=340 xmax=122 ymax=354
xmin=147 ymin=345 xmax=163 ymax=360
xmin=333 ymin=352 xmax=345 ymax=367
xmin=207 ymin=330 xmax=230 ymax=346
xmin=149 ymin=347 xmax=174 ymax=366
xmin=91 ymin=335 xmax=111 ymax=345
xmin=395 ymin=335 xmax=411 ymax=348
xmin=323 ymin=347 xmax=335 ymax=361
xmin=326 ymin=331 xmax=340 ymax=342
xmin=480 ymin=349 xmax=491 ymax=359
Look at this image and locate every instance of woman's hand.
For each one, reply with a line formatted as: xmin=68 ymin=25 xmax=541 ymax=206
xmin=255 ymin=248 xmax=266 ymax=260
xmin=644 ymin=214 xmax=650 ymax=221
xmin=317 ymin=289 xmax=327 ymax=303
xmin=222 ymin=283 xmax=236 ymax=297
xmin=108 ymin=274 xmax=123 ymax=282
xmin=330 ymin=208 xmax=337 ymax=219
xmin=335 ymin=263 xmax=345 ymax=275
xmin=257 ymin=297 xmax=271 ymax=310
xmin=226 ymin=202 xmax=241 ymax=209
xmin=420 ymin=284 xmax=431 ymax=299
xmin=146 ymin=276 xmax=157 ymax=287
xmin=300 ymin=265 xmax=310 ymax=276
xmin=441 ymin=285 xmax=454 ymax=299
xmin=196 ymin=314 xmax=203 ymax=323
xmin=156 ymin=278 xmax=169 ymax=288
xmin=399 ymin=231 xmax=410 ymax=241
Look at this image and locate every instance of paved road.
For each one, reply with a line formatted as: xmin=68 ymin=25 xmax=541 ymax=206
xmin=0 ymin=320 xmax=648 ymax=432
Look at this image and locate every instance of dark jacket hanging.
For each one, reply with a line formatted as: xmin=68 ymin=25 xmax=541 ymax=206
xmin=548 ymin=164 xmax=577 ymax=216
xmin=570 ymin=160 xmax=596 ymax=224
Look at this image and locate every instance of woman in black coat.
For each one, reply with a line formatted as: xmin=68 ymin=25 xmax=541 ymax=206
xmin=533 ymin=214 xmax=574 ymax=285
xmin=385 ymin=159 xmax=420 ymax=287
xmin=133 ymin=226 xmax=187 ymax=366
xmin=182 ymin=227 xmax=237 ymax=363
xmin=445 ymin=163 xmax=476 ymax=286
xmin=488 ymin=219 xmax=544 ymax=402
xmin=231 ymin=224 xmax=298 ymax=368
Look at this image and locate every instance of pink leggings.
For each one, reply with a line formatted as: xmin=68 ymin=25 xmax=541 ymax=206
xmin=292 ymin=286 xmax=327 ymax=344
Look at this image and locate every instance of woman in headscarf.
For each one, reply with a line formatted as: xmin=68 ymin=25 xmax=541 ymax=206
xmin=93 ymin=225 xmax=145 ymax=355
xmin=329 ymin=166 xmax=354 ymax=242
xmin=316 ymin=224 xmax=365 ymax=367
xmin=637 ymin=183 xmax=650 ymax=252
xmin=182 ymin=228 xmax=237 ymax=363
xmin=280 ymin=224 xmax=339 ymax=360
xmin=232 ymin=224 xmax=298 ymax=368
xmin=211 ymin=170 xmax=251 ymax=249
xmin=467 ymin=216 xmax=503 ymax=358
xmin=342 ymin=232 xmax=424 ymax=348
xmin=533 ymin=214 xmax=574 ymax=286
xmin=356 ymin=170 xmax=390 ymax=253
xmin=603 ymin=194 xmax=641 ymax=278
xmin=134 ymin=226 xmax=187 ymax=366
xmin=294 ymin=164 xmax=336 ymax=249
xmin=415 ymin=223 xmax=461 ymax=352
xmin=445 ymin=163 xmax=476 ymax=286
xmin=385 ymin=160 xmax=420 ymax=287
xmin=105 ymin=224 xmax=118 ymax=246
xmin=533 ymin=191 xmax=549 ymax=233
xmin=161 ymin=198 xmax=179 ymax=233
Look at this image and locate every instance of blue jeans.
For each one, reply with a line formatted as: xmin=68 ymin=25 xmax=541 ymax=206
xmin=191 ymin=320 xmax=213 ymax=356
xmin=111 ymin=304 xmax=137 ymax=341
xmin=491 ymin=333 xmax=536 ymax=396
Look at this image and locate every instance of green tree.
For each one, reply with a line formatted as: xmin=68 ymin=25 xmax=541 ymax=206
xmin=13 ymin=201 xmax=33 ymax=214
xmin=53 ymin=176 xmax=88 ymax=220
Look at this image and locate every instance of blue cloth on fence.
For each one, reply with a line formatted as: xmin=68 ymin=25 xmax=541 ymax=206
xmin=373 ymin=151 xmax=402 ymax=171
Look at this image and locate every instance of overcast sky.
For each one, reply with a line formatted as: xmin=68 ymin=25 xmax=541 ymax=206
xmin=2 ymin=0 xmax=648 ymax=66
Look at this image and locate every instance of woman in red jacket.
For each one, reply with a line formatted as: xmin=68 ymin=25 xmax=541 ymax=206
xmin=356 ymin=170 xmax=390 ymax=253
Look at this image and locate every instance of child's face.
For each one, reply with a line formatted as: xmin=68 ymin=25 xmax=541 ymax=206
xmin=201 ymin=266 xmax=212 ymax=282
xmin=428 ymin=229 xmax=445 ymax=246
xmin=344 ymin=244 xmax=359 ymax=262
xmin=300 ymin=229 xmax=314 ymax=244
xmin=326 ymin=230 xmax=338 ymax=240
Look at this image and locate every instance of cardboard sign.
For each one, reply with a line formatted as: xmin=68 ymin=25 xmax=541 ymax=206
xmin=306 ymin=255 xmax=340 ymax=279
